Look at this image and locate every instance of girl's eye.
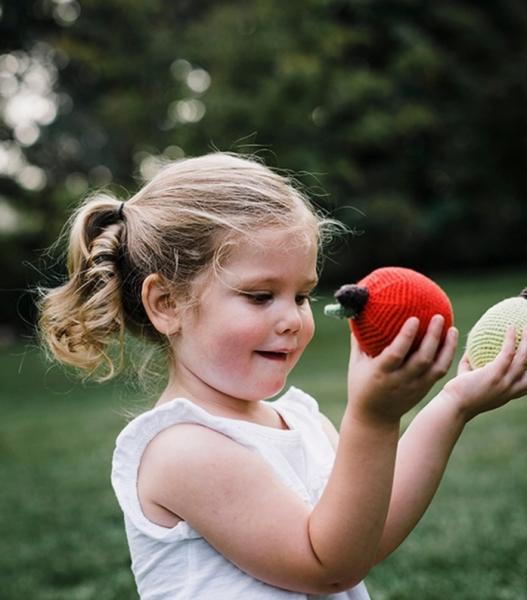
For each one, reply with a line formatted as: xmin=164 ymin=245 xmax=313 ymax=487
xmin=242 ymin=291 xmax=316 ymax=305
xmin=244 ymin=292 xmax=273 ymax=304
xmin=296 ymin=294 xmax=315 ymax=306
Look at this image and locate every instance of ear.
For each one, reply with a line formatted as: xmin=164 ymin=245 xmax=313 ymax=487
xmin=141 ymin=273 xmax=180 ymax=336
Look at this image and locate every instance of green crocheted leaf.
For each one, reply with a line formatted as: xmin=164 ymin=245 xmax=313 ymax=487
xmin=323 ymin=303 xmax=357 ymax=319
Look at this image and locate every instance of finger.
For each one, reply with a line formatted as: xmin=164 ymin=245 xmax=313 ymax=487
xmin=431 ymin=326 xmax=459 ymax=378
xmin=507 ymin=367 xmax=527 ymax=400
xmin=509 ymin=325 xmax=527 ymax=377
xmin=379 ymin=317 xmax=420 ymax=371
xmin=504 ymin=340 xmax=527 ymax=397
xmin=491 ymin=326 xmax=517 ymax=375
xmin=406 ymin=315 xmax=446 ymax=375
xmin=350 ymin=334 xmax=358 ymax=361
xmin=349 ymin=332 xmax=365 ymax=362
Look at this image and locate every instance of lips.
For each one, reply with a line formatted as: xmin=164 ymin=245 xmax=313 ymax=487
xmin=255 ymin=350 xmax=289 ymax=361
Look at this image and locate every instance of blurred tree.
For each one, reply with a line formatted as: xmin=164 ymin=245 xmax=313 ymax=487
xmin=0 ymin=0 xmax=212 ymax=332
xmin=1 ymin=0 xmax=527 ymax=333
xmin=175 ymin=0 xmax=527 ymax=276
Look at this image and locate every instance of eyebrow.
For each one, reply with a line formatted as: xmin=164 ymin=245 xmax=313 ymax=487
xmin=237 ymin=276 xmax=319 ymax=288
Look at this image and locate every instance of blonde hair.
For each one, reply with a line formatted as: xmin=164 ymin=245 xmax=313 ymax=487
xmin=38 ymin=152 xmax=339 ymax=383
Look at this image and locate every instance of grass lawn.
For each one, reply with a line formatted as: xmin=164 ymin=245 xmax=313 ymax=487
xmin=1 ymin=269 xmax=526 ymax=599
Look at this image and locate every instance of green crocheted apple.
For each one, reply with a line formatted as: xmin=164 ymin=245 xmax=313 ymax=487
xmin=466 ymin=288 xmax=527 ymax=369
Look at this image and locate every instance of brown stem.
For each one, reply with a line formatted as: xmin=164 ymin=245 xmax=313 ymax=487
xmin=334 ymin=284 xmax=369 ymax=318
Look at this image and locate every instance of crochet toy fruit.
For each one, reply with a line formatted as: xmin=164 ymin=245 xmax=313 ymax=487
xmin=466 ymin=288 xmax=527 ymax=369
xmin=324 ymin=267 xmax=454 ymax=357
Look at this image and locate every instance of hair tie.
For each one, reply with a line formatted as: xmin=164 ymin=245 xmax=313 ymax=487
xmin=118 ymin=202 xmax=125 ymax=220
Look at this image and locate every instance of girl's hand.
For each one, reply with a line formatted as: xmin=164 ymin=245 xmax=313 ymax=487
xmin=443 ymin=325 xmax=527 ymax=422
xmin=347 ymin=315 xmax=459 ymax=424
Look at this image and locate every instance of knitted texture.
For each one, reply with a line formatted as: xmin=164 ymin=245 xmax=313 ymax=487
xmin=332 ymin=267 xmax=454 ymax=357
xmin=466 ymin=297 xmax=527 ymax=368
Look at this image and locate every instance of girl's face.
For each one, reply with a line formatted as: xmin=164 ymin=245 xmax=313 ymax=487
xmin=170 ymin=227 xmax=318 ymax=406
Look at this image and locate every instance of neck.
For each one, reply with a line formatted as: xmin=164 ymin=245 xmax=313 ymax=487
xmin=157 ymin=365 xmax=285 ymax=428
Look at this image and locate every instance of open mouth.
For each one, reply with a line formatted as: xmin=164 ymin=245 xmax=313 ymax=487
xmin=255 ymin=351 xmax=288 ymax=361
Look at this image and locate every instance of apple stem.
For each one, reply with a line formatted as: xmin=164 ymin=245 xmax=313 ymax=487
xmin=333 ymin=284 xmax=369 ymax=319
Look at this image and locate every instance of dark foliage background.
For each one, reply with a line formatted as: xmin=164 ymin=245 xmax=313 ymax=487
xmin=1 ymin=0 xmax=527 ymax=335
xmin=2 ymin=5 xmax=527 ymax=599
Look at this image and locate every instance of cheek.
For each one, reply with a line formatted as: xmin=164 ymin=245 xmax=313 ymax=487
xmin=196 ymin=316 xmax=260 ymax=365
xmin=288 ymin=314 xmax=314 ymax=371
xmin=302 ymin=310 xmax=315 ymax=346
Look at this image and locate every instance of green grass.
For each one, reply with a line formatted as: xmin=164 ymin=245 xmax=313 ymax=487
xmin=1 ymin=270 xmax=526 ymax=599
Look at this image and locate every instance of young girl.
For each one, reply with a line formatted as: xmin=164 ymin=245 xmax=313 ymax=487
xmin=38 ymin=153 xmax=527 ymax=599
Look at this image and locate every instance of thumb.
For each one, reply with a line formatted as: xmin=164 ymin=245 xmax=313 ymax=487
xmin=350 ymin=333 xmax=365 ymax=363
xmin=457 ymin=352 xmax=472 ymax=375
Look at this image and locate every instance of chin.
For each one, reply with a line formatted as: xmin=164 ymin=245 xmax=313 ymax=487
xmin=258 ymin=379 xmax=287 ymax=401
xmin=231 ymin=379 xmax=286 ymax=402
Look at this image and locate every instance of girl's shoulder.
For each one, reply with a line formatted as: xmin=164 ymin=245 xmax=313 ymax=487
xmin=114 ymin=387 xmax=320 ymax=454
xmin=113 ymin=396 xmax=217 ymax=452
xmin=111 ymin=389 xmax=335 ymax=542
xmin=111 ymin=389 xmax=309 ymax=492
xmin=111 ymin=387 xmax=324 ymax=506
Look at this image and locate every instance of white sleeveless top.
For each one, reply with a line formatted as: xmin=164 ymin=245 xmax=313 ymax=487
xmin=111 ymin=386 xmax=370 ymax=600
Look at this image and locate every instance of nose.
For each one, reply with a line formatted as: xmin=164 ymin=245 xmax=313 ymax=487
xmin=275 ymin=301 xmax=303 ymax=335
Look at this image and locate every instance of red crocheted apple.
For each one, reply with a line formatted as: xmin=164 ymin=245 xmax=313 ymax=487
xmin=324 ymin=267 xmax=454 ymax=357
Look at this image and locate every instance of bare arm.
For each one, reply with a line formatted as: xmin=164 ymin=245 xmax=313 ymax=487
xmin=143 ymin=409 xmax=399 ymax=594
xmin=374 ymin=393 xmax=464 ymax=562
xmin=318 ymin=390 xmax=466 ymax=566
xmin=375 ymin=325 xmax=527 ymax=562
xmin=306 ymin=315 xmax=456 ymax=581
xmin=142 ymin=316 xmax=456 ymax=594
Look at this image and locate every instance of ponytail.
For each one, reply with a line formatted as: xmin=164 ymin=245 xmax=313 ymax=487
xmin=38 ymin=194 xmax=127 ymax=381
